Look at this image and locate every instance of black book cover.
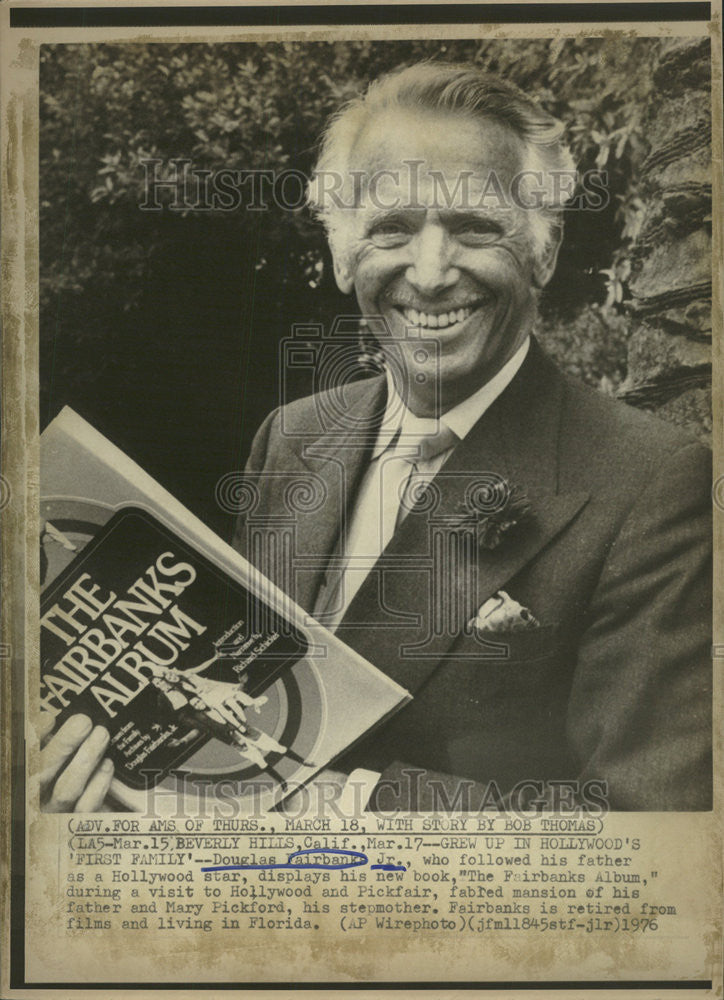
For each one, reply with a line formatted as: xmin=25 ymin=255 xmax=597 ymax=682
xmin=40 ymin=507 xmax=309 ymax=790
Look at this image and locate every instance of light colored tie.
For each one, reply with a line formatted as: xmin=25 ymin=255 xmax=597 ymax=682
xmin=313 ymin=421 xmax=458 ymax=627
xmin=390 ymin=421 xmax=458 ymax=530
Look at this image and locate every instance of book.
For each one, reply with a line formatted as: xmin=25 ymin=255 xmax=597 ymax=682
xmin=40 ymin=408 xmax=410 ymax=812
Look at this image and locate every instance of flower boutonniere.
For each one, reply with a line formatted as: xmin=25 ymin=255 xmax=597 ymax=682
xmin=449 ymin=477 xmax=532 ymax=551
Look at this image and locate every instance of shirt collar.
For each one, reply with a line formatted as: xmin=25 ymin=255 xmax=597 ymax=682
xmin=442 ymin=336 xmax=530 ymax=440
xmin=371 ymin=391 xmax=442 ymax=459
xmin=373 ymin=336 xmax=530 ymax=459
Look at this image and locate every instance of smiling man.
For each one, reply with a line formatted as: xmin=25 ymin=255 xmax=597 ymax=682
xmin=234 ymin=63 xmax=712 ymax=812
xmin=322 ymin=98 xmax=556 ymax=416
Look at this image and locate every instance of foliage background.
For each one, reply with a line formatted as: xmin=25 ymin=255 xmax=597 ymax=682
xmin=40 ymin=38 xmax=666 ymax=536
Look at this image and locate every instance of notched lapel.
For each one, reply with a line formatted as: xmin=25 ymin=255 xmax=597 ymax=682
xmin=470 ymin=490 xmax=589 ymax=616
xmin=288 ymin=377 xmax=386 ymax=612
xmin=337 ymin=342 xmax=591 ymax=693
xmin=340 ymin=488 xmax=589 ymax=694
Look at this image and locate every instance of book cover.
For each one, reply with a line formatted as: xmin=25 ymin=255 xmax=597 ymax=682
xmin=40 ymin=408 xmax=410 ymax=811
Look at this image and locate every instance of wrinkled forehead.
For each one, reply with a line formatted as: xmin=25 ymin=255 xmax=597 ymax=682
xmin=347 ymin=106 xmax=527 ymax=211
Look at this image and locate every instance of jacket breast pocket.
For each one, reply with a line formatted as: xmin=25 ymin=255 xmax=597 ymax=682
xmin=445 ymin=622 xmax=561 ymax=665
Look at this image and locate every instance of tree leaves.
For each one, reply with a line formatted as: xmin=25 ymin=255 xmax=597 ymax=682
xmin=39 ymin=37 xmax=659 ymax=414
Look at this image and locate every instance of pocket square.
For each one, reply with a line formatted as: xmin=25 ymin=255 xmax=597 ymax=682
xmin=468 ymin=590 xmax=539 ymax=632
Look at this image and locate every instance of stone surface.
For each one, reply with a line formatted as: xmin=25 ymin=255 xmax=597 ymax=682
xmin=629 ymin=228 xmax=712 ymax=302
xmin=627 ymin=324 xmax=712 ymax=383
xmin=654 ymin=299 xmax=712 ymax=339
xmin=653 ymin=37 xmax=711 ymax=95
xmin=622 ymin=38 xmax=712 ymax=445
xmin=643 ymin=91 xmax=711 ymax=170
xmin=646 ymin=145 xmax=712 ymax=193
xmin=652 ymin=387 xmax=713 ymax=443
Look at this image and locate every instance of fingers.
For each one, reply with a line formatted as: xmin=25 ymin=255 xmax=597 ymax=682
xmin=44 ymin=724 xmax=111 ymax=813
xmin=74 ymin=758 xmax=114 ymax=812
xmin=37 ymin=710 xmax=56 ymax=744
xmin=39 ymin=714 xmax=93 ymax=793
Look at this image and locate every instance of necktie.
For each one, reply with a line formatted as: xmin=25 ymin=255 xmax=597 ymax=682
xmin=313 ymin=420 xmax=458 ymax=627
xmin=391 ymin=421 xmax=459 ymax=530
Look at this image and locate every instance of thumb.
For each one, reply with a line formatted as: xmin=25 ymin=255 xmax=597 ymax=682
xmin=39 ymin=714 xmax=93 ymax=792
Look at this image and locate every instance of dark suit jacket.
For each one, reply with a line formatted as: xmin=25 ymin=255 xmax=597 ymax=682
xmin=233 ymin=339 xmax=712 ymax=810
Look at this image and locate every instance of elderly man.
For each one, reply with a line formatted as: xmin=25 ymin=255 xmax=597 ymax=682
xmin=234 ymin=63 xmax=712 ymax=811
xmin=41 ymin=62 xmax=710 ymax=813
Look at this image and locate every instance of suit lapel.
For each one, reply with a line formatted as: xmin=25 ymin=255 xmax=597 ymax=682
xmin=336 ymin=340 xmax=590 ymax=693
xmin=287 ymin=376 xmax=387 ymax=614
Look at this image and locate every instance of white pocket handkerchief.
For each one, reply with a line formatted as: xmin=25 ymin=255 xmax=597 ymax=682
xmin=469 ymin=590 xmax=539 ymax=633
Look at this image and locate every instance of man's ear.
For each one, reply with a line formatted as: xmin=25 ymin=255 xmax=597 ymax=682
xmin=532 ymin=220 xmax=564 ymax=288
xmin=332 ymin=254 xmax=355 ymax=295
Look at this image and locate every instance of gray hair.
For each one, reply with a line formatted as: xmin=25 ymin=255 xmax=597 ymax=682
xmin=307 ymin=61 xmax=577 ymax=264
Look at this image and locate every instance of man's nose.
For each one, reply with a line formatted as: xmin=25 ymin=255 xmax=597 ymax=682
xmin=406 ymin=226 xmax=459 ymax=296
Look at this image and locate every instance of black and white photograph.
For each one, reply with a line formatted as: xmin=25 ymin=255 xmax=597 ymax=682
xmin=2 ymin=1 xmax=722 ymax=992
xmin=37 ymin=34 xmax=713 ymax=813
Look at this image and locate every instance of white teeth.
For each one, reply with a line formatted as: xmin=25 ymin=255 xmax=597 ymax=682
xmin=402 ymin=306 xmax=475 ymax=328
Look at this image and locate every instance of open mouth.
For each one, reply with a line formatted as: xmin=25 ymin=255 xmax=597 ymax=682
xmin=396 ymin=300 xmax=488 ymax=330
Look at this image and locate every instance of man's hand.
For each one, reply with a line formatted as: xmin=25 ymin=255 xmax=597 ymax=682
xmin=39 ymin=712 xmax=114 ymax=812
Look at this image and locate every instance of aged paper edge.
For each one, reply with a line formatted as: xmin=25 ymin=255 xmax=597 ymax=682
xmin=1 ymin=0 xmax=722 ymax=997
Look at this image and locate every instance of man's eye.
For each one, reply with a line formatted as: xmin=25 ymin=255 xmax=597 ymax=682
xmin=456 ymin=221 xmax=501 ymax=242
xmin=368 ymin=222 xmax=411 ymax=246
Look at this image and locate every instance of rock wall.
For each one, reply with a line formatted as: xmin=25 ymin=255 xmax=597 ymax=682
xmin=620 ymin=37 xmax=713 ymax=444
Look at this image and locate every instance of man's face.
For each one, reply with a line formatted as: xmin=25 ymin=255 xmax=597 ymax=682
xmin=332 ymin=107 xmax=560 ymax=415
